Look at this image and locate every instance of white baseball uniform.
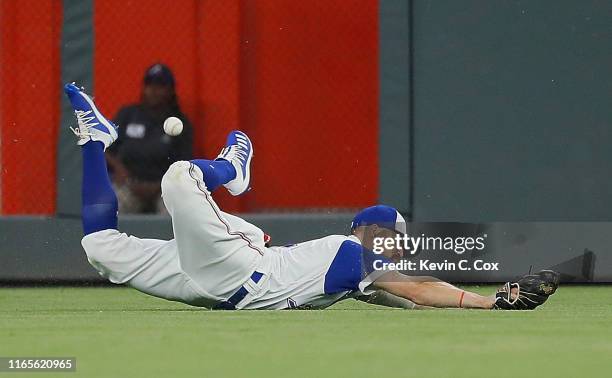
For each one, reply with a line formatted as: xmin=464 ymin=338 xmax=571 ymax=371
xmin=82 ymin=161 xmax=387 ymax=309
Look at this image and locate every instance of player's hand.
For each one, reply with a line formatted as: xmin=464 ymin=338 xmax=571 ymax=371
xmin=493 ymin=270 xmax=560 ymax=310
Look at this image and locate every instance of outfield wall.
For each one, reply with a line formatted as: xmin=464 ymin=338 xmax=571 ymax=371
xmin=0 ymin=214 xmax=354 ymax=282
xmin=1 ymin=217 xmax=610 ymax=282
xmin=2 ymin=0 xmax=379 ymax=215
xmin=411 ymin=0 xmax=612 ymax=221
xmin=1 ymin=1 xmax=612 ymax=283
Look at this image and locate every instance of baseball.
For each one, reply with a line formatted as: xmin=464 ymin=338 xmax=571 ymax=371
xmin=163 ymin=116 xmax=183 ymax=136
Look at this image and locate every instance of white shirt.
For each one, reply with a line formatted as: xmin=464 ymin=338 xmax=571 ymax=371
xmin=82 ymin=231 xmax=379 ymax=310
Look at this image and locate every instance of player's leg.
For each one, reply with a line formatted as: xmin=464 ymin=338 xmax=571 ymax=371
xmin=188 ymin=158 xmax=236 ymax=193
xmin=188 ymin=130 xmax=252 ymax=195
xmin=161 ymin=130 xmax=262 ymax=249
xmin=81 ymin=141 xmax=118 ymax=234
xmin=64 ymin=83 xmax=119 ymax=235
xmin=161 ymin=131 xmax=266 ymax=297
xmin=64 ymin=84 xmax=205 ymax=306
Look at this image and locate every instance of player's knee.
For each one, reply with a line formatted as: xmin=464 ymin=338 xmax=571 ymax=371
xmin=161 ymin=161 xmax=192 ymax=192
xmin=82 ymin=241 xmax=112 ymax=272
xmin=83 ymin=246 xmax=102 ymax=265
xmin=81 ymin=229 xmax=124 ymax=265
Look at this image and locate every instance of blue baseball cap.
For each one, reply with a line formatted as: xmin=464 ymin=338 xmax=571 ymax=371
xmin=350 ymin=205 xmax=407 ymax=234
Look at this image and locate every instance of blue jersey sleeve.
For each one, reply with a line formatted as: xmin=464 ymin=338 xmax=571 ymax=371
xmin=323 ymin=240 xmax=391 ymax=295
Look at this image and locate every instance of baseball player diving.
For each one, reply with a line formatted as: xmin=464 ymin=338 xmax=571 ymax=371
xmin=64 ymin=83 xmax=559 ymax=311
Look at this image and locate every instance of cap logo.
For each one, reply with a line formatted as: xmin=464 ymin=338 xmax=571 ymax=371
xmin=149 ymin=64 xmax=163 ymax=75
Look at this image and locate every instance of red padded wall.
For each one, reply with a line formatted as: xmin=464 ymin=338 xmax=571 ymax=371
xmin=93 ymin=0 xmax=199 ymax=131
xmin=241 ymin=1 xmax=379 ymax=209
xmin=94 ymin=0 xmax=244 ymax=211
xmin=196 ymin=0 xmax=244 ymax=211
xmin=0 ymin=0 xmax=61 ymax=214
xmin=93 ymin=0 xmax=378 ymax=212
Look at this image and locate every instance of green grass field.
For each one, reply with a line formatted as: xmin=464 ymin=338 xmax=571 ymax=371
xmin=1 ymin=286 xmax=610 ymax=378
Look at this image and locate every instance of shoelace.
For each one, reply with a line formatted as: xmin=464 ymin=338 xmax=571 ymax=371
xmin=70 ymin=110 xmax=99 ymax=139
xmin=220 ymin=144 xmax=248 ymax=164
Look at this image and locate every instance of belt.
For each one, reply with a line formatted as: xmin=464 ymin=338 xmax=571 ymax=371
xmin=213 ymin=271 xmax=264 ymax=310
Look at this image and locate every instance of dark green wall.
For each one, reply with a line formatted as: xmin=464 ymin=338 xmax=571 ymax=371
xmin=411 ymin=0 xmax=612 ymax=221
xmin=2 ymin=217 xmax=610 ymax=282
xmin=379 ymin=0 xmax=412 ymax=213
xmin=0 ymin=214 xmax=354 ymax=282
xmin=56 ymin=0 xmax=94 ymax=216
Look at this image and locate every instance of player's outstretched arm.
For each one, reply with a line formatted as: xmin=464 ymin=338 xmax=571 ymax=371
xmin=372 ymin=270 xmax=560 ymax=310
xmin=372 ymin=272 xmax=495 ymax=309
xmin=354 ymin=290 xmax=432 ymax=310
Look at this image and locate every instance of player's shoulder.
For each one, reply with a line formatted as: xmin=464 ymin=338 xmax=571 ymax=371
xmin=316 ymin=235 xmax=362 ymax=251
xmin=287 ymin=235 xmax=362 ymax=256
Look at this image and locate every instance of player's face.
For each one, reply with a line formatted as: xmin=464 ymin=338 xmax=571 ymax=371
xmin=373 ymin=227 xmax=404 ymax=261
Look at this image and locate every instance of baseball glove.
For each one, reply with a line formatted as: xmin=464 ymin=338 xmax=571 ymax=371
xmin=493 ymin=270 xmax=560 ymax=310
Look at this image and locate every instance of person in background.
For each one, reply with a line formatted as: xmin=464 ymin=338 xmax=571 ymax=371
xmin=106 ymin=63 xmax=193 ymax=214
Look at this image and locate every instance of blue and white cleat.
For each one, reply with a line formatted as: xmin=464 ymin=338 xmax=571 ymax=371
xmin=216 ymin=130 xmax=253 ymax=196
xmin=64 ymin=83 xmax=118 ymax=149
